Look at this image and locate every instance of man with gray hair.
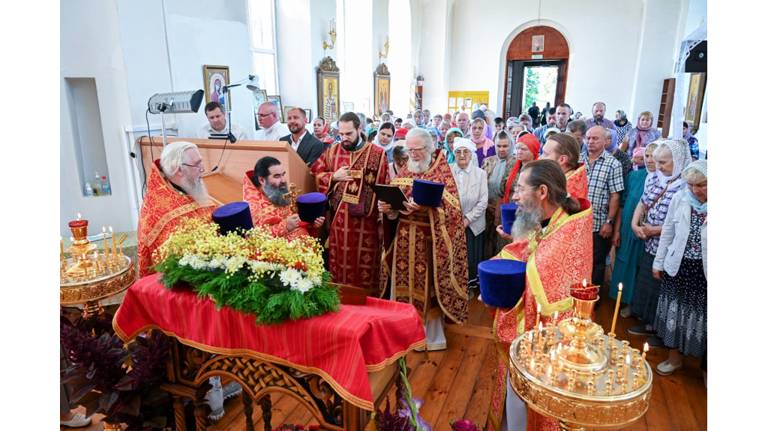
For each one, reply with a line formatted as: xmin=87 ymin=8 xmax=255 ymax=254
xmin=378 ymin=128 xmax=470 ymax=350
xmin=254 ymin=101 xmax=290 ymax=141
xmin=137 ymin=141 xmax=241 ymax=421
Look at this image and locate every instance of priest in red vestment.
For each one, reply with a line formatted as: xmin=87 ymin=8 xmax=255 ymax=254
xmin=310 ymin=112 xmax=389 ymax=292
xmin=541 ymin=132 xmax=589 ymax=201
xmin=378 ymin=128 xmax=469 ymax=351
xmin=484 ymin=160 xmax=593 ymax=431
xmin=243 ymin=156 xmax=324 ymax=240
xmin=137 ymin=141 xmax=214 ymax=277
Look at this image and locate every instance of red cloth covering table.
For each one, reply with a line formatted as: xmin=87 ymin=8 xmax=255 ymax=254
xmin=113 ymin=273 xmax=426 ymax=413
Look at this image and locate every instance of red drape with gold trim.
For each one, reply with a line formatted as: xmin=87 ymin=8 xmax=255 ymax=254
xmin=137 ymin=161 xmax=214 ymax=277
xmin=242 ymin=171 xmax=311 ymax=240
xmin=487 ymin=201 xmax=593 ymax=431
xmin=113 ymin=273 xmax=426 ymax=411
xmin=310 ymin=142 xmax=389 ymax=291
xmin=379 ymin=150 xmax=469 ymax=323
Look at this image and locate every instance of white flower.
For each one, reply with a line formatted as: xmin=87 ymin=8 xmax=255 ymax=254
xmin=225 ymin=255 xmax=247 ymax=273
xmin=294 ymin=278 xmax=313 ymax=293
xmin=279 ymin=268 xmax=302 ymax=289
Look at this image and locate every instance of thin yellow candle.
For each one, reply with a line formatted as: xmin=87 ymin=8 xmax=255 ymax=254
xmin=60 ymin=236 xmax=64 ymax=256
xmin=610 ymin=282 xmax=623 ymax=335
xmin=641 ymin=342 xmax=649 ymax=361
xmin=535 ymin=302 xmax=541 ymax=328
xmin=109 ymin=226 xmax=117 ymax=260
xmin=101 ymin=226 xmax=108 ymax=257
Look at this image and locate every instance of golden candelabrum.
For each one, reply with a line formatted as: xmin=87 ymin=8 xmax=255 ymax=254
xmin=60 ymin=216 xmax=135 ymax=319
xmin=508 ymin=283 xmax=653 ymax=431
xmin=322 ymin=18 xmax=337 ymax=52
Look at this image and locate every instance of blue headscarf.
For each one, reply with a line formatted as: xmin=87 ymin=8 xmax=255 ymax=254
xmin=443 ymin=127 xmax=464 ymax=164
xmin=683 ymin=160 xmax=707 ymax=214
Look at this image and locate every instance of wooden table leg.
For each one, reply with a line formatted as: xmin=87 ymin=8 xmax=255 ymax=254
xmin=258 ymin=394 xmax=272 ymax=431
xmin=243 ymin=391 xmax=255 ymax=431
xmin=343 ymin=400 xmax=366 ymax=431
xmin=172 ymin=395 xmax=186 ymax=431
xmin=193 ymin=379 xmax=212 ymax=431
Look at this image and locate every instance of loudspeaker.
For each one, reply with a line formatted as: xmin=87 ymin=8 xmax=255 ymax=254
xmin=685 ymin=41 xmax=707 ymax=73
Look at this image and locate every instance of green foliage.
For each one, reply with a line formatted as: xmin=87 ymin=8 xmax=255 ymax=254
xmin=156 ymin=257 xmax=340 ymax=325
xmin=524 ymin=67 xmax=540 ymax=110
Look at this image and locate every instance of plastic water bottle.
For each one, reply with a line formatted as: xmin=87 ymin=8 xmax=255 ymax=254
xmin=100 ymin=176 xmax=111 ymax=195
xmin=84 ymin=182 xmax=94 ymax=197
xmin=93 ymin=172 xmax=102 ymax=195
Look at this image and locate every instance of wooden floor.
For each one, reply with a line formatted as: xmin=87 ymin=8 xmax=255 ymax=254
xmin=63 ymin=294 xmax=707 ymax=431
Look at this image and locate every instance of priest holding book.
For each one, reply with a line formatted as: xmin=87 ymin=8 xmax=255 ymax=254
xmin=378 ymin=128 xmax=469 ymax=351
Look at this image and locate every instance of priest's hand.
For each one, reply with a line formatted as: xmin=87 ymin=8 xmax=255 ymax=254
xmin=286 ymin=214 xmax=301 ymax=232
xmin=378 ymin=200 xmax=399 ymax=220
xmin=400 ymin=199 xmax=422 ymax=216
xmin=313 ymin=216 xmax=326 ymax=228
xmin=332 ymin=166 xmax=353 ymax=182
xmin=496 ymin=224 xmax=513 ymax=242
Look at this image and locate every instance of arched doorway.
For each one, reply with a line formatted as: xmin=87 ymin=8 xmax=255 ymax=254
xmin=502 ymin=26 xmax=569 ymax=120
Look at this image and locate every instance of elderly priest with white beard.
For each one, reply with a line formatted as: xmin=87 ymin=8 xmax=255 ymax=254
xmin=378 ymin=128 xmax=470 ymax=351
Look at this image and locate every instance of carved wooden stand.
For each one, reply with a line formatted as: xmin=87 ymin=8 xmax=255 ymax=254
xmin=160 ymin=339 xmax=378 ymax=431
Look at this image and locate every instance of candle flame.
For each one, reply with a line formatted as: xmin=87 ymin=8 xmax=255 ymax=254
xmin=553 ymin=311 xmax=559 ymax=322
xmin=77 ymin=212 xmax=82 ymax=220
xmin=643 ymin=342 xmax=649 ymax=352
xmin=538 ymin=321 xmax=543 ymax=331
xmin=537 ymin=303 xmax=541 ymax=313
xmin=109 ymin=226 xmax=113 ymax=233
xmin=618 ymin=282 xmax=623 ymax=292
xmin=626 ymin=354 xmax=631 ymax=365
xmin=582 ymin=279 xmax=587 ymax=287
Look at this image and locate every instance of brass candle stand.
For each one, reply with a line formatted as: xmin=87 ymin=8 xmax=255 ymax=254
xmin=60 ymin=218 xmax=135 ymax=319
xmin=508 ymin=292 xmax=653 ymax=430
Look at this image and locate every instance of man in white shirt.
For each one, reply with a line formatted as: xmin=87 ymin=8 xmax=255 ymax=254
xmin=278 ymin=107 xmax=325 ymax=166
xmin=197 ymin=101 xmax=250 ymax=141
xmin=254 ymin=101 xmax=290 ymax=141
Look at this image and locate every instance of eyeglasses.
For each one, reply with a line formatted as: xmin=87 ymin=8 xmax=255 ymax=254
xmin=512 ymin=184 xmax=538 ymax=194
xmin=257 ymin=112 xmax=275 ymax=118
xmin=182 ymin=162 xmax=205 ymax=171
xmin=407 ymin=147 xmax=426 ymax=154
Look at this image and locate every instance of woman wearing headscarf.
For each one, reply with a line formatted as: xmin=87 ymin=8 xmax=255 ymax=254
xmin=609 ymin=143 xmax=658 ymax=318
xmin=500 ymin=133 xmax=541 ymax=204
xmin=470 ymin=117 xmax=496 ymax=166
xmin=627 ymin=139 xmax=692 ymax=344
xmin=313 ymin=117 xmax=335 ymax=147
xmin=443 ymin=127 xmax=477 ymax=167
xmin=652 ymin=160 xmax=707 ymax=376
xmin=373 ymin=122 xmax=397 ymax=162
xmin=621 ymin=111 xmax=661 ymax=154
xmin=614 ymin=109 xmax=633 ymax=145
xmin=451 ymin=138 xmax=489 ymax=288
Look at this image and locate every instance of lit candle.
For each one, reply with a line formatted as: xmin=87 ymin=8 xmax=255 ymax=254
xmin=535 ymin=303 xmax=541 ymax=327
xmin=109 ymin=226 xmax=117 ymax=260
xmin=529 ymin=357 xmax=536 ymax=371
xmin=60 ymin=236 xmax=64 ymax=256
xmin=77 ymin=212 xmax=82 ymax=220
xmin=625 ymin=353 xmax=631 ymax=382
xmin=553 ymin=311 xmax=559 ymax=323
xmin=102 ymin=226 xmax=108 ymax=258
xmin=609 ymin=283 xmax=623 ymax=335
xmin=642 ymin=342 xmax=649 ymax=361
xmin=582 ymin=279 xmax=587 ymax=288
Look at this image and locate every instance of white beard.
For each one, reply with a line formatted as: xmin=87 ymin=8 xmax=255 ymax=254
xmin=511 ymin=204 xmax=543 ymax=240
xmin=407 ymin=157 xmax=431 ymax=174
xmin=180 ymin=177 xmax=210 ymax=205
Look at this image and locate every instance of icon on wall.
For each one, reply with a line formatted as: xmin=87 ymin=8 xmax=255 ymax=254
xmin=202 ymin=65 xmax=230 ymax=107
xmin=532 ymin=35 xmax=545 ymax=53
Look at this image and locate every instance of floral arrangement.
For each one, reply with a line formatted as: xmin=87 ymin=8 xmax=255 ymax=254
xmin=375 ymin=357 xmax=431 ymax=431
xmin=154 ymin=218 xmax=340 ymax=324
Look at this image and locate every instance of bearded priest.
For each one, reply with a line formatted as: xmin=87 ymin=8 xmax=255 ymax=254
xmin=485 ymin=159 xmax=593 ymax=431
xmin=378 ymin=128 xmax=469 ymax=351
xmin=243 ymin=156 xmax=325 ymax=240
xmin=137 ymin=141 xmax=215 ymax=277
xmin=310 ymin=112 xmax=389 ymax=292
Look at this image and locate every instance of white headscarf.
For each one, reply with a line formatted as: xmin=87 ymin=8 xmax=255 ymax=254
xmin=653 ymin=139 xmax=692 ymax=188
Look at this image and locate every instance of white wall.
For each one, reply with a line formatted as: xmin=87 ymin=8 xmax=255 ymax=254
xmin=417 ymin=0 xmax=451 ymax=114
xmin=443 ymin=0 xmax=683 ymax=120
xmin=61 ymin=0 xmax=257 ymax=236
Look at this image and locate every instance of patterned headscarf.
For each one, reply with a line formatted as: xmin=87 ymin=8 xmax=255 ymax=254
xmin=653 ymin=139 xmax=692 ymax=188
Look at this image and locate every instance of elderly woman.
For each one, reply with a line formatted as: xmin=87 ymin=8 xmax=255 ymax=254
xmin=651 ymin=160 xmax=707 ymax=375
xmin=443 ymin=127 xmax=478 ymax=167
xmin=610 ymin=143 xmax=658 ymax=318
xmin=451 ymin=138 xmax=489 ymax=287
xmin=621 ymin=111 xmax=661 ymax=154
xmin=470 ymin=118 xmax=496 ymax=166
xmin=628 ymin=139 xmax=692 ymax=343
xmin=482 ymin=130 xmax=516 ymax=257
xmin=614 ymin=110 xmax=633 ymax=145
xmin=501 ymin=133 xmax=541 ymax=205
